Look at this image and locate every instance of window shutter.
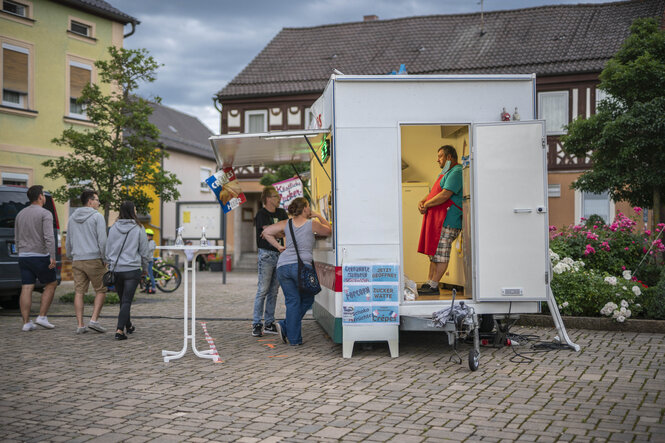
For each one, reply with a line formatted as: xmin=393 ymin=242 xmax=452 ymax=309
xmin=3 ymin=47 xmax=28 ymax=93
xmin=70 ymin=65 xmax=91 ymax=98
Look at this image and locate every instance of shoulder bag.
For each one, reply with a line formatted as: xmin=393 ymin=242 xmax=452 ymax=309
xmin=102 ymin=227 xmax=133 ymax=287
xmin=288 ymin=219 xmax=321 ymax=296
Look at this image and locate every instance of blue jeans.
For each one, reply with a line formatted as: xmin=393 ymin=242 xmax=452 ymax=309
xmin=147 ymin=260 xmax=156 ymax=289
xmin=252 ymin=249 xmax=280 ymax=326
xmin=276 ymin=263 xmax=315 ymax=346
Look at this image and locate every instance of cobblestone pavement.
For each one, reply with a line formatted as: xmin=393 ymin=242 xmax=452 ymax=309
xmin=1 ymin=271 xmax=664 ymax=442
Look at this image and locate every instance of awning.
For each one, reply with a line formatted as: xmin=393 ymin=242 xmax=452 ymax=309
xmin=208 ymin=129 xmax=329 ymax=168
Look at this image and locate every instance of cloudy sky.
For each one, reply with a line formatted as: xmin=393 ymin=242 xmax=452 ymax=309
xmin=110 ymin=0 xmax=611 ymax=133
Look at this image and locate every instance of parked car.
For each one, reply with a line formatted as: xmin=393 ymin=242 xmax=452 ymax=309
xmin=0 ymin=186 xmax=62 ymax=309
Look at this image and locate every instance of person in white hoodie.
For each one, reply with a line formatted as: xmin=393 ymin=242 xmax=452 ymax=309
xmin=105 ymin=201 xmax=151 ymax=341
xmin=66 ymin=190 xmax=107 ymax=334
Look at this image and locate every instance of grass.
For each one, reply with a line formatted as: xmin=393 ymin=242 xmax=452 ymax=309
xmin=59 ymin=291 xmax=120 ymax=305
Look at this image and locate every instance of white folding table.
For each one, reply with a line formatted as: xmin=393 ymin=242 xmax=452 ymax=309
xmin=157 ymin=245 xmax=224 ymax=363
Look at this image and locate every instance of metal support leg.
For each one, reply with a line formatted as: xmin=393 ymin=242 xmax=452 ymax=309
xmin=547 ymin=286 xmax=580 ymax=351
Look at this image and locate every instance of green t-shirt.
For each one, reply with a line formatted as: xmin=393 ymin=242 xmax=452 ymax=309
xmin=438 ymin=164 xmax=463 ymax=229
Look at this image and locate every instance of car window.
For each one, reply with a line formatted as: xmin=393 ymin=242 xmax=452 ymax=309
xmin=0 ymin=191 xmax=30 ymax=228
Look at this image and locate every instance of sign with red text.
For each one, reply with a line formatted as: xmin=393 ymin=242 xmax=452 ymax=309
xmin=272 ymin=177 xmax=303 ymax=209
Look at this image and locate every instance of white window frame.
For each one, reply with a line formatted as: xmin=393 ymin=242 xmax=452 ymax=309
xmin=538 ymin=91 xmax=569 ymax=135
xmin=2 ymin=0 xmax=27 ymax=17
xmin=70 ymin=20 xmax=91 ymax=37
xmin=1 ymin=171 xmax=28 ymax=186
xmin=2 ymin=42 xmax=29 ymax=109
xmin=574 ymin=189 xmax=615 ymax=225
xmin=200 ymin=167 xmax=211 ymax=192
xmin=68 ymin=59 xmax=92 ymax=119
xmin=244 ymin=109 xmax=267 ymax=133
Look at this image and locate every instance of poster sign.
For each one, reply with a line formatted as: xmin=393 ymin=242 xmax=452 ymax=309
xmin=342 ymin=263 xmax=399 ymax=325
xmin=206 ymin=167 xmax=246 ymax=214
xmin=272 ymin=177 xmax=303 ymax=209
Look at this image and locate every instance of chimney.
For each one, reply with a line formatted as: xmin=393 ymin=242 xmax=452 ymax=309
xmin=363 ymin=15 xmax=378 ymax=22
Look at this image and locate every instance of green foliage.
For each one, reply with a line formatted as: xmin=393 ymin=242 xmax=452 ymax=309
xmin=639 ymin=268 xmax=665 ymax=320
xmin=59 ymin=291 xmax=119 ymax=305
xmin=44 ymin=47 xmax=181 ymax=225
xmin=549 ymin=255 xmax=643 ymax=320
xmin=561 ymin=18 xmax=665 ymax=223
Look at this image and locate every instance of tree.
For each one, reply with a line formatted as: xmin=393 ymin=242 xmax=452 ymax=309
xmin=44 ymin=47 xmax=180 ymax=225
xmin=562 ymin=18 xmax=665 ymax=226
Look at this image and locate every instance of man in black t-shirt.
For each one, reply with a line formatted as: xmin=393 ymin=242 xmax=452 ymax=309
xmin=252 ymin=186 xmax=288 ymax=337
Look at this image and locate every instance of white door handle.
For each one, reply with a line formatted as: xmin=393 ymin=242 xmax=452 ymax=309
xmin=513 ymin=208 xmax=532 ymax=213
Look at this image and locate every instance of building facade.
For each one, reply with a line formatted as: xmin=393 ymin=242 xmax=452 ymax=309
xmin=0 ymin=0 xmax=137 ymax=228
xmin=217 ymin=0 xmax=665 ymax=239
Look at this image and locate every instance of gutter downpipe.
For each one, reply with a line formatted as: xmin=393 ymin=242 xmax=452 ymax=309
xmin=123 ymin=21 xmax=137 ymax=38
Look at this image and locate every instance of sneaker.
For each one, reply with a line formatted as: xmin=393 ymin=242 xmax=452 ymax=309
xmin=252 ymin=324 xmax=263 ymax=337
xmin=87 ymin=320 xmax=106 ymax=333
xmin=76 ymin=326 xmax=88 ymax=334
xmin=418 ymin=284 xmax=440 ymax=295
xmin=275 ymin=322 xmax=287 ymax=344
xmin=264 ymin=323 xmax=278 ymax=334
xmin=35 ymin=316 xmax=55 ymax=329
xmin=22 ymin=321 xmax=36 ymax=332
xmin=126 ymin=324 xmax=135 ymax=334
xmin=115 ymin=332 xmax=127 ymax=340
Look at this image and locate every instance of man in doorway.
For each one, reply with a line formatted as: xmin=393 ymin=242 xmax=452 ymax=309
xmin=252 ymin=186 xmax=288 ymax=337
xmin=15 ymin=185 xmax=58 ymax=331
xmin=417 ymin=145 xmax=463 ymax=295
xmin=66 ymin=189 xmax=108 ymax=333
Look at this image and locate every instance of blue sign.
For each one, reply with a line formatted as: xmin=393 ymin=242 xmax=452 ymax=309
xmin=372 ymin=264 xmax=399 ymax=282
xmin=344 ymin=284 xmax=372 ymax=303
xmin=372 ymin=284 xmax=398 ymax=302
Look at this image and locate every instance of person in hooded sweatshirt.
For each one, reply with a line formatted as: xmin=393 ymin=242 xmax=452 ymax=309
xmin=66 ymin=190 xmax=108 ymax=334
xmin=105 ymin=201 xmax=151 ymax=340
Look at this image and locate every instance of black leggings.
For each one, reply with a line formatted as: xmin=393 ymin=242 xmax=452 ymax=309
xmin=115 ymin=269 xmax=141 ymax=331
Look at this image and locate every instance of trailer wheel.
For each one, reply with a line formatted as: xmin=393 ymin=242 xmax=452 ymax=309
xmin=468 ymin=349 xmax=479 ymax=371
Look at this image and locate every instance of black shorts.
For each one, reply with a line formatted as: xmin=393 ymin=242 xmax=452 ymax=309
xmin=19 ymin=256 xmax=57 ymax=285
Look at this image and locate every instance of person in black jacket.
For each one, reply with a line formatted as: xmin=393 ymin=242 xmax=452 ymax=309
xmin=251 ymin=186 xmax=288 ymax=337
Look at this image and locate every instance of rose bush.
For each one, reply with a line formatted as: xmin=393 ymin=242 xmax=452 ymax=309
xmin=550 ymin=209 xmax=664 ymax=287
xmin=549 ymin=207 xmax=664 ymax=320
xmin=549 ymin=251 xmax=642 ymax=320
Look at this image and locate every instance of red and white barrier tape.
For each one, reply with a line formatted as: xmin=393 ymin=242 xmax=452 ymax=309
xmin=200 ymin=322 xmax=222 ymax=363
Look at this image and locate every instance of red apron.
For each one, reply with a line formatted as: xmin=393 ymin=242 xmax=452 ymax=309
xmin=417 ymin=174 xmax=462 ymax=256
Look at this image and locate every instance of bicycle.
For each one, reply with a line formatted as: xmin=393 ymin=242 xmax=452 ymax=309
xmin=140 ymin=262 xmax=182 ymax=293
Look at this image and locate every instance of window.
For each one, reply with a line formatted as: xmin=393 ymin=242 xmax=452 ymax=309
xmin=69 ymin=60 xmax=91 ymax=118
xmin=582 ymin=191 xmax=611 ymax=223
xmin=1 ymin=172 xmax=28 ymax=186
xmin=70 ymin=20 xmax=90 ymax=37
xmin=2 ymin=0 xmax=27 ymax=17
xmin=245 ymin=110 xmax=267 ymax=133
xmin=200 ymin=167 xmax=211 ymax=192
xmin=538 ymin=91 xmax=569 ymax=135
xmin=2 ymin=43 xmax=29 ymax=109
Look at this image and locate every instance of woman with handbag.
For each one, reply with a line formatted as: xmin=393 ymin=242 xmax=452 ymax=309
xmin=262 ymin=197 xmax=331 ymax=346
xmin=105 ymin=201 xmax=151 ymax=340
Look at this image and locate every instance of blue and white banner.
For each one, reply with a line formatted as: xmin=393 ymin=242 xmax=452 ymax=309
xmin=342 ymin=263 xmax=399 ymax=325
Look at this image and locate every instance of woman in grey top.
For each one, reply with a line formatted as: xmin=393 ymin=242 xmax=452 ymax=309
xmin=105 ymin=201 xmax=151 ymax=340
xmin=262 ymin=197 xmax=331 ymax=345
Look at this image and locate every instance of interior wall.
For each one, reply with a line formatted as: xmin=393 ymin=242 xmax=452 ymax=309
xmin=400 ymin=125 xmax=469 ymax=183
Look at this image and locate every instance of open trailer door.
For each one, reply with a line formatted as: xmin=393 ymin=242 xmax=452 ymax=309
xmin=472 ymin=121 xmax=549 ymax=302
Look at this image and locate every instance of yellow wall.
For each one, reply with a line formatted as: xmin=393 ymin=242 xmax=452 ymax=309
xmin=400 ymin=125 xmax=469 ymax=184
xmin=0 ymin=0 xmax=124 ymax=229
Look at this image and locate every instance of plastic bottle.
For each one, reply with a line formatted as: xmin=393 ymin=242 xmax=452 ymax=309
xmin=175 ymin=226 xmax=184 ymax=246
xmin=200 ymin=226 xmax=208 ymax=247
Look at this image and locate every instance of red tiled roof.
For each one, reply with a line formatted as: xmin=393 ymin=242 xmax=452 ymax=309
xmin=219 ymin=0 xmax=665 ymax=99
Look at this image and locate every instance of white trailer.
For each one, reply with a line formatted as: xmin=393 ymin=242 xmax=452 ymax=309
xmin=210 ymin=74 xmax=579 ymax=360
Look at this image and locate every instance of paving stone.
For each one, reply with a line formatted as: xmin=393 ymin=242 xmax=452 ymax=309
xmin=0 ymin=271 xmax=663 ymax=442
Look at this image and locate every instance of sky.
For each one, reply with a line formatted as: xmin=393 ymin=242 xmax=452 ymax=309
xmin=109 ymin=0 xmax=613 ymax=133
